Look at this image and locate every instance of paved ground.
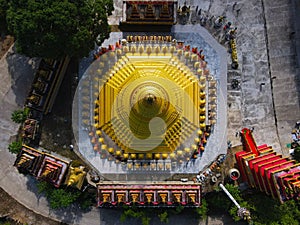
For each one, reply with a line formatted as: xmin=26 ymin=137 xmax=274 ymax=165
xmin=0 ymin=0 xmax=299 ymax=224
xmin=263 ymin=0 xmax=300 ymax=152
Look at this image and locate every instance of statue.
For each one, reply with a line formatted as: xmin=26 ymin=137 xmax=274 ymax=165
xmin=27 ymin=94 xmax=40 ymax=105
xmin=214 ymin=16 xmax=226 ymax=28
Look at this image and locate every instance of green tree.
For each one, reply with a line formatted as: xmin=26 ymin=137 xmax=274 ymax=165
xmin=195 ymin=198 xmax=208 ymax=220
xmin=6 ymin=0 xmax=113 ymax=59
xmin=224 ymin=184 xmax=243 ymax=202
xmin=158 ymin=211 xmax=169 ymax=223
xmin=11 ymin=108 xmax=28 ymax=123
xmin=175 ymin=205 xmax=184 ymax=214
xmin=8 ymin=141 xmax=22 ymax=154
xmin=205 ymin=185 xmax=300 ymax=224
xmin=49 ymin=188 xmax=80 ymax=209
xmin=206 ymin=184 xmax=253 ymax=222
xmin=221 ymin=184 xmax=254 ymax=222
xmin=141 ymin=216 xmax=150 ymax=225
xmin=121 ymin=208 xmax=139 ymax=221
xmin=120 ymin=207 xmax=153 ymax=225
xmin=206 ymin=187 xmax=231 ymax=211
xmin=0 ymin=0 xmax=8 ymax=32
xmin=36 ymin=181 xmax=84 ymax=209
xmin=36 ymin=181 xmax=53 ymax=195
xmin=77 ymin=191 xmax=94 ymax=210
xmin=243 ymin=190 xmax=300 ymax=225
xmin=294 ymin=146 xmax=300 ymax=162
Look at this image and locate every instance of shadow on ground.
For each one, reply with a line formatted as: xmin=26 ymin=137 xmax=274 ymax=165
xmin=25 ymin=177 xmax=85 ymax=225
xmin=6 ymin=46 xmax=40 ymax=107
xmin=98 ymin=207 xmax=246 ymax=225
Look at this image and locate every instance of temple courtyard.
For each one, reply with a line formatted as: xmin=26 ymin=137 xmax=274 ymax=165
xmin=0 ymin=0 xmax=299 ymax=224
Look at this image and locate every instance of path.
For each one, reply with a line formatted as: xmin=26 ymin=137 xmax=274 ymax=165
xmin=263 ymin=0 xmax=300 ymax=153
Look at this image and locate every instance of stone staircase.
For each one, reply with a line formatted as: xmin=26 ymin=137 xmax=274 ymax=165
xmin=263 ymin=0 xmax=300 ymax=154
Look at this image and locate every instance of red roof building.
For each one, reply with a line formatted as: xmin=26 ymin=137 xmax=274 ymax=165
xmin=235 ymin=128 xmax=300 ymax=203
xmin=97 ymin=182 xmax=201 ymax=207
xmin=14 ymin=145 xmax=44 ymax=176
xmin=36 ymin=154 xmax=69 ymax=188
xmin=122 ymin=0 xmax=176 ymax=25
xmin=14 ymin=145 xmax=70 ymax=188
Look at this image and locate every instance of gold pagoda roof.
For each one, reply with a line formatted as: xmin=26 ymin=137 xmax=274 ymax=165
xmin=90 ymin=36 xmax=210 ymax=160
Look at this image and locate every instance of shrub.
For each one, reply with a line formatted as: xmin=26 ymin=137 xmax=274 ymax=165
xmin=36 ymin=181 xmax=82 ymax=209
xmin=120 ymin=207 xmax=151 ymax=225
xmin=8 ymin=141 xmax=22 ymax=154
xmin=195 ymin=198 xmax=208 ymax=220
xmin=77 ymin=191 xmax=94 ymax=210
xmin=246 ymin=192 xmax=300 ymax=225
xmin=158 ymin=211 xmax=169 ymax=223
xmin=36 ymin=181 xmax=53 ymax=196
xmin=11 ymin=108 xmax=28 ymax=123
xmin=141 ymin=216 xmax=150 ymax=225
xmin=294 ymin=146 xmax=300 ymax=162
xmin=71 ymin=160 xmax=82 ymax=167
xmin=49 ymin=189 xmax=80 ymax=209
xmin=175 ymin=205 xmax=184 ymax=214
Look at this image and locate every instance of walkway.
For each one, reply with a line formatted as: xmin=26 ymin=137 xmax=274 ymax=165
xmin=263 ymin=0 xmax=300 ymax=153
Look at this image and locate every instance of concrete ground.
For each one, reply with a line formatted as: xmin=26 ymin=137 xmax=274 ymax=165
xmin=0 ymin=0 xmax=299 ymax=224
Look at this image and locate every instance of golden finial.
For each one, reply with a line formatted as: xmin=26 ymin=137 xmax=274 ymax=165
xmin=130 ymin=45 xmax=136 ymax=54
xmin=146 ymin=46 xmax=152 ymax=55
xmin=138 ymin=45 xmax=144 ymax=55
xmin=154 ymin=46 xmax=160 ymax=55
xmin=162 ymin=46 xmax=168 ymax=55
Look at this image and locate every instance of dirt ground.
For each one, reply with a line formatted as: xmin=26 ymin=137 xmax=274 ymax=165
xmin=0 ymin=187 xmax=65 ymax=225
xmin=39 ymin=58 xmax=84 ymax=162
xmin=0 ymin=36 xmax=14 ymax=60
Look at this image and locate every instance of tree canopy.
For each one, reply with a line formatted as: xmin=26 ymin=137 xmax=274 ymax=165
xmin=294 ymin=146 xmax=300 ymax=162
xmin=0 ymin=0 xmax=8 ymax=32
xmin=11 ymin=108 xmax=29 ymax=123
xmin=8 ymin=141 xmax=22 ymax=154
xmin=6 ymin=0 xmax=113 ymax=58
xmin=36 ymin=181 xmax=93 ymax=210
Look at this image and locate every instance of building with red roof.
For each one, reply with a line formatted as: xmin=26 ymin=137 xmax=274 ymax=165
xmin=14 ymin=145 xmax=70 ymax=188
xmin=235 ymin=128 xmax=300 ymax=202
xmin=97 ymin=182 xmax=201 ymax=207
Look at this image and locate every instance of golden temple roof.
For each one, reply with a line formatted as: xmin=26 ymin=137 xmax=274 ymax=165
xmin=82 ymin=36 xmax=216 ymax=162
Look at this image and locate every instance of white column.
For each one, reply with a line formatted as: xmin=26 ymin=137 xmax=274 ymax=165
xmin=219 ymin=183 xmax=240 ymax=209
xmin=122 ymin=1 xmax=127 ymax=22
xmin=173 ymin=1 xmax=177 ymax=23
